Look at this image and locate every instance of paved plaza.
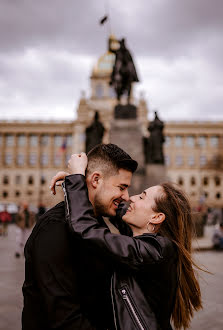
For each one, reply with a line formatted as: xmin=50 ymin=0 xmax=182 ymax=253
xmin=0 ymin=224 xmax=223 ymax=330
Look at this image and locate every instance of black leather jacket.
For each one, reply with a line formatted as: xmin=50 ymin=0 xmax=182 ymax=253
xmin=64 ymin=175 xmax=178 ymax=330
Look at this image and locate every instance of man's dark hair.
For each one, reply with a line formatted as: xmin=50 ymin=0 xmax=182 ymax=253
xmin=86 ymin=143 xmax=137 ymax=177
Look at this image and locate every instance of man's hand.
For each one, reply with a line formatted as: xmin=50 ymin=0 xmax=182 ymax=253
xmin=50 ymin=171 xmax=70 ymax=195
xmin=68 ymin=153 xmax=88 ymax=175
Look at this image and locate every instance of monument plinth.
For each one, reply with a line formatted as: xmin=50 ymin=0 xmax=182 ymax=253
xmin=110 ymin=104 xmax=146 ymax=194
xmin=114 ymin=104 xmax=137 ymax=119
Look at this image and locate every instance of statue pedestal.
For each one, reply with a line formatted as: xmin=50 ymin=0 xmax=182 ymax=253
xmin=110 ymin=109 xmax=146 ymax=194
xmin=145 ymin=164 xmax=167 ymax=187
xmin=114 ymin=104 xmax=137 ymax=119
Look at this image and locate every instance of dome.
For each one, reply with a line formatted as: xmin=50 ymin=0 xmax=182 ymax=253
xmin=92 ymin=35 xmax=119 ymax=77
xmin=92 ymin=51 xmax=115 ymax=76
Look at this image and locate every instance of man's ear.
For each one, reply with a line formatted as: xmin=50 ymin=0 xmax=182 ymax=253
xmin=90 ymin=172 xmax=102 ymax=189
xmin=151 ymin=212 xmax=165 ymax=225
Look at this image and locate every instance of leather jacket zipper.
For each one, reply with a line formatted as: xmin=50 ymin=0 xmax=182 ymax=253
xmin=61 ymin=182 xmax=70 ymax=219
xmin=120 ymin=288 xmax=146 ymax=330
xmin=111 ymin=275 xmax=118 ymax=330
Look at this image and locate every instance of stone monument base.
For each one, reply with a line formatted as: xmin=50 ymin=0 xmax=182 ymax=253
xmin=145 ymin=164 xmax=167 ymax=187
xmin=110 ymin=115 xmax=146 ymax=195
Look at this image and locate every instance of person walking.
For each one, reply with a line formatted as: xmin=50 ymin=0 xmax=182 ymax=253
xmin=0 ymin=205 xmax=12 ymax=236
xmin=15 ymin=202 xmax=35 ymax=258
xmin=212 ymin=222 xmax=223 ymax=250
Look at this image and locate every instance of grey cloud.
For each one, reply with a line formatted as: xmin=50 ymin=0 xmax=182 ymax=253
xmin=0 ymin=0 xmax=106 ymax=55
xmin=1 ymin=0 xmax=222 ymax=58
xmin=0 ymin=0 xmax=223 ymax=121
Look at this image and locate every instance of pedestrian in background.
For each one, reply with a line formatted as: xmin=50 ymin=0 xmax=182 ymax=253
xmin=0 ymin=205 xmax=12 ymax=236
xmin=15 ymin=202 xmax=35 ymax=258
xmin=212 ymin=222 xmax=223 ymax=250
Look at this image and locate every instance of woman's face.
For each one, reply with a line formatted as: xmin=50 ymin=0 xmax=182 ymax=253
xmin=122 ymin=185 xmax=163 ymax=231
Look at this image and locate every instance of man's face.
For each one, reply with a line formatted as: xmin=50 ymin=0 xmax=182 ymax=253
xmin=93 ymin=169 xmax=132 ymax=217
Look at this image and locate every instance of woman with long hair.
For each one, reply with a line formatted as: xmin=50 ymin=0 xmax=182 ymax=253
xmin=52 ymin=153 xmax=202 ymax=329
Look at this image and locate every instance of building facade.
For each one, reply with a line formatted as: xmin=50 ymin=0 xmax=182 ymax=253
xmin=1 ymin=37 xmax=223 ymax=209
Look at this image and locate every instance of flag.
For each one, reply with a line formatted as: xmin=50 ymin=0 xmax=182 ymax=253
xmin=99 ymin=15 xmax=108 ymax=25
xmin=59 ymin=138 xmax=67 ymax=153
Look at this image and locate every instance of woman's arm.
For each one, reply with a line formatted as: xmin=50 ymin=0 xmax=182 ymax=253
xmin=64 ymin=174 xmax=174 ymax=270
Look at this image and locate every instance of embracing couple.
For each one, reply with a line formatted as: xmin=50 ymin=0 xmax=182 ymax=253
xmin=22 ymin=143 xmax=202 ymax=330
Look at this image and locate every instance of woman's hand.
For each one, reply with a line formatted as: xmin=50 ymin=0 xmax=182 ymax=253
xmin=50 ymin=171 xmax=70 ymax=195
xmin=68 ymin=153 xmax=88 ymax=175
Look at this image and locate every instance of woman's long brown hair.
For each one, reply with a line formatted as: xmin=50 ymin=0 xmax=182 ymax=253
xmin=153 ymin=182 xmax=202 ymax=329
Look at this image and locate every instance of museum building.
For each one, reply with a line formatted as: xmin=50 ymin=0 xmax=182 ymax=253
xmin=1 ymin=36 xmax=223 ymax=209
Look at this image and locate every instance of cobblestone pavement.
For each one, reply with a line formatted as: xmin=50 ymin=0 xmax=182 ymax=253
xmin=0 ymin=225 xmax=222 ymax=330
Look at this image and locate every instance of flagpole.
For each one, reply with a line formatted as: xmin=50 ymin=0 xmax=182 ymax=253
xmin=105 ymin=0 xmax=112 ymax=35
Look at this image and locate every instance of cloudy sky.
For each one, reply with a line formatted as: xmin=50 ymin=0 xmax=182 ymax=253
xmin=0 ymin=0 xmax=222 ymax=121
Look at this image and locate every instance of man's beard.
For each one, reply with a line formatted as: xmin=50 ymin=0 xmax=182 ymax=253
xmin=93 ymin=192 xmax=111 ymax=217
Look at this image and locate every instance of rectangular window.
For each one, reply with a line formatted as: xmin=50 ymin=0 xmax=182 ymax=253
xmin=66 ymin=134 xmax=72 ymax=147
xmin=175 ymin=155 xmax=183 ymax=166
xmin=79 ymin=133 xmax=86 ymax=143
xmin=54 ymin=135 xmax=63 ymax=147
xmin=41 ymin=153 xmax=48 ymax=166
xmin=164 ymin=155 xmax=170 ymax=166
xmin=188 ymin=155 xmax=195 ymax=166
xmin=186 ymin=136 xmax=195 ymax=147
xmin=212 ymin=155 xmax=219 ymax=166
xmin=6 ymin=134 xmax=14 ymax=147
xmin=18 ymin=134 xmax=26 ymax=146
xmin=30 ymin=135 xmax=38 ymax=147
xmin=54 ymin=154 xmax=62 ymax=166
xmin=175 ymin=135 xmax=183 ymax=147
xmin=41 ymin=134 xmax=49 ymax=146
xmin=200 ymin=155 xmax=207 ymax=166
xmin=5 ymin=153 xmax=13 ymax=165
xmin=17 ymin=154 xmax=25 ymax=166
xmin=198 ymin=136 xmax=206 ymax=147
xmin=210 ymin=136 xmax=219 ymax=147
xmin=29 ymin=153 xmax=37 ymax=165
xmin=0 ymin=135 xmax=2 ymax=145
xmin=164 ymin=136 xmax=171 ymax=147
xmin=65 ymin=153 xmax=71 ymax=165
xmin=15 ymin=175 xmax=21 ymax=184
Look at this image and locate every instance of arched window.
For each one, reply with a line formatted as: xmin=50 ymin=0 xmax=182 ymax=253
xmin=3 ymin=176 xmax=9 ymax=184
xmin=41 ymin=175 xmax=46 ymax=185
xmin=214 ymin=176 xmax=221 ymax=186
xmin=95 ymin=84 xmax=103 ymax=98
xmin=28 ymin=176 xmax=34 ymax=185
xmin=3 ymin=191 xmax=8 ymax=198
xmin=203 ymin=177 xmax=209 ymax=186
xmin=216 ymin=192 xmax=221 ymax=199
xmin=15 ymin=191 xmax=20 ymax=197
xmin=191 ymin=177 xmax=196 ymax=186
xmin=178 ymin=177 xmax=184 ymax=186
